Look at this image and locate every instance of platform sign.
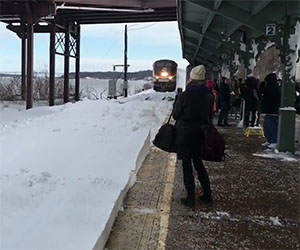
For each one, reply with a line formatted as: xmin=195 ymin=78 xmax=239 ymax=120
xmin=266 ymin=24 xmax=276 ymax=36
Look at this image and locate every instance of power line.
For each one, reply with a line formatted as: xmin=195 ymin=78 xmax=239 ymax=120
xmin=128 ymin=23 xmax=142 ymax=28
xmin=128 ymin=22 xmax=157 ymax=31
xmin=95 ymin=29 xmax=124 ymax=70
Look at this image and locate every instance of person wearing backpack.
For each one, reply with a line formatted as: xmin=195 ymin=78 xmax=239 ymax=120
xmin=172 ymin=65 xmax=214 ymax=207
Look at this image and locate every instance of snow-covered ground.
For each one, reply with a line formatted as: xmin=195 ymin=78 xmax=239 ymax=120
xmin=72 ymin=67 xmax=186 ymax=99
xmin=0 ymin=89 xmax=175 ymax=249
xmin=74 ymin=78 xmax=153 ymax=100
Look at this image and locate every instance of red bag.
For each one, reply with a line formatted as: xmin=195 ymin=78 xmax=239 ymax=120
xmin=200 ymin=125 xmax=225 ymax=162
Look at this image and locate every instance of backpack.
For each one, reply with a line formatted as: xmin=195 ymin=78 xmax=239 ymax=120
xmin=200 ymin=125 xmax=225 ymax=162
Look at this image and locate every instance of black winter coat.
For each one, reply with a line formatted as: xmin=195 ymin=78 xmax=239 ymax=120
xmin=242 ymin=85 xmax=261 ymax=111
xmin=219 ymin=82 xmax=230 ymax=104
xmin=172 ymin=81 xmax=213 ymax=159
xmin=261 ymin=74 xmax=281 ymax=114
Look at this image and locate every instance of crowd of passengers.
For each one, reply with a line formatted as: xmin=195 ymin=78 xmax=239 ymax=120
xmin=171 ymin=65 xmax=299 ymax=207
xmin=204 ymin=74 xmax=300 ymax=150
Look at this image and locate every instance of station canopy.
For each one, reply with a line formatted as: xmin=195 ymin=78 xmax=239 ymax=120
xmin=0 ymin=0 xmax=177 ymax=30
xmin=177 ymin=0 xmax=300 ymax=66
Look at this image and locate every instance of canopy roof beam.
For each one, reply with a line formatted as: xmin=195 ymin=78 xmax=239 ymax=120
xmin=214 ymin=0 xmax=223 ymax=10
xmin=182 ymin=23 xmax=237 ymax=51
xmin=185 ymin=41 xmax=220 ymax=62
xmin=55 ymin=0 xmax=176 ymax=8
xmin=187 ymin=0 xmax=268 ymax=35
xmin=193 ymin=0 xmax=223 ymax=63
xmin=186 ymin=48 xmax=220 ymax=65
xmin=185 ymin=37 xmax=225 ymax=57
xmin=251 ymin=0 xmax=272 ymax=15
xmin=186 ymin=51 xmax=213 ymax=66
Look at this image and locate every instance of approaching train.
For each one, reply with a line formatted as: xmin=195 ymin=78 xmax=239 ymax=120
xmin=153 ymin=59 xmax=177 ymax=92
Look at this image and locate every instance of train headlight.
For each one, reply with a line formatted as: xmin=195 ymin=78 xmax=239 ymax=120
xmin=155 ymin=76 xmax=160 ymax=79
xmin=168 ymin=76 xmax=173 ymax=80
xmin=161 ymin=71 xmax=169 ymax=77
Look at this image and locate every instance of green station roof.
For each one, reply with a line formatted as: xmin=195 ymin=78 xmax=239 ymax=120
xmin=177 ymin=0 xmax=300 ymax=66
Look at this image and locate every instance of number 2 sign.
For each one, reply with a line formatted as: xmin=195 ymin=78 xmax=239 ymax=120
xmin=266 ymin=24 xmax=276 ymax=36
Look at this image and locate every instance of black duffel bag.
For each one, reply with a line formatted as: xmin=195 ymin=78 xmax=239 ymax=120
xmin=153 ymin=114 xmax=176 ymax=153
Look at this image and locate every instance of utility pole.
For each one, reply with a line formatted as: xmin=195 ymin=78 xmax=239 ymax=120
xmin=123 ymin=24 xmax=128 ymax=97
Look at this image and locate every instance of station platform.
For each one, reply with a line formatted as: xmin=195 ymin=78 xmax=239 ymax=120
xmin=103 ymin=117 xmax=300 ymax=250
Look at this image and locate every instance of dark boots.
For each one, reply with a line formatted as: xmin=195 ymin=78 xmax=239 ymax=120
xmin=181 ymin=191 xmax=195 ymax=207
xmin=180 ymin=196 xmax=195 ymax=207
xmin=181 ymin=193 xmax=213 ymax=207
xmin=199 ymin=194 xmax=213 ymax=203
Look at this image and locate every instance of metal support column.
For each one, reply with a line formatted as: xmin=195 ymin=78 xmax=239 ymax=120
xmin=21 ymin=32 xmax=26 ymax=101
xmin=64 ymin=23 xmax=70 ymax=103
xmin=277 ymin=15 xmax=296 ymax=153
xmin=229 ymin=51 xmax=235 ymax=78
xmin=26 ymin=22 xmax=34 ymax=109
xmin=49 ymin=21 xmax=55 ymax=106
xmin=242 ymin=32 xmax=250 ymax=79
xmin=123 ymin=25 xmax=128 ymax=97
xmin=75 ymin=25 xmax=80 ymax=102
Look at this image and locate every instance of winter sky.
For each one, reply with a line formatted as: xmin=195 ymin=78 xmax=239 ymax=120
xmin=0 ymin=21 xmax=189 ymax=74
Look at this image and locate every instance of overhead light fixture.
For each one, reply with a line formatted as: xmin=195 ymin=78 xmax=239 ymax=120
xmin=0 ymin=17 xmax=21 ymax=21
xmin=12 ymin=22 xmax=21 ymax=26
xmin=56 ymin=5 xmax=154 ymax=13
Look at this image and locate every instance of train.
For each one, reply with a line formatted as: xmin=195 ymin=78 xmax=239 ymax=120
xmin=153 ymin=59 xmax=177 ymax=92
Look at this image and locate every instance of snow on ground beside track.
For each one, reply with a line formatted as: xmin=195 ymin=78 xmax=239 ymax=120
xmin=0 ymin=89 xmax=174 ymax=249
xmin=70 ymin=78 xmax=153 ymax=100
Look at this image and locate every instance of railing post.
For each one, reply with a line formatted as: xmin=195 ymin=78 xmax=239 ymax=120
xmin=26 ymin=21 xmax=34 ymax=109
xmin=49 ymin=21 xmax=56 ymax=106
xmin=75 ymin=25 xmax=81 ymax=102
xmin=64 ymin=22 xmax=70 ymax=103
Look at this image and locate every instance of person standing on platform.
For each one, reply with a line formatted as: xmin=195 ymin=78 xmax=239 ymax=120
xmin=260 ymin=73 xmax=281 ymax=149
xmin=217 ymin=77 xmax=231 ymax=126
xmin=242 ymin=77 xmax=261 ymax=127
xmin=172 ymin=65 xmax=214 ymax=207
xmin=206 ymin=80 xmax=218 ymax=113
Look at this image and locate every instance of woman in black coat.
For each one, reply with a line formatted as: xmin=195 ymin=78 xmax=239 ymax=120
xmin=242 ymin=77 xmax=261 ymax=127
xmin=172 ymin=65 xmax=213 ymax=207
xmin=260 ymin=73 xmax=281 ymax=148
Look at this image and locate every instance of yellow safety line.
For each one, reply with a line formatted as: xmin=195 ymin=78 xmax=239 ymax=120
xmin=157 ymin=153 xmax=176 ymax=250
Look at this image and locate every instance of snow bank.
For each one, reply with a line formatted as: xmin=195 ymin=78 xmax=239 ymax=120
xmin=0 ymin=89 xmax=174 ymax=249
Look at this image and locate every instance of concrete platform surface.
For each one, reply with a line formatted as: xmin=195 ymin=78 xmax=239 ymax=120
xmin=105 ymin=148 xmax=175 ymax=250
xmin=166 ymin=121 xmax=299 ymax=250
xmin=105 ymin=118 xmax=300 ymax=250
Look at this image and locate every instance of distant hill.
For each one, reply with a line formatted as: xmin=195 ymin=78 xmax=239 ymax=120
xmin=69 ymin=70 xmax=153 ymax=80
xmin=0 ymin=70 xmax=153 ymax=80
xmin=0 ymin=73 xmax=20 ymax=77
